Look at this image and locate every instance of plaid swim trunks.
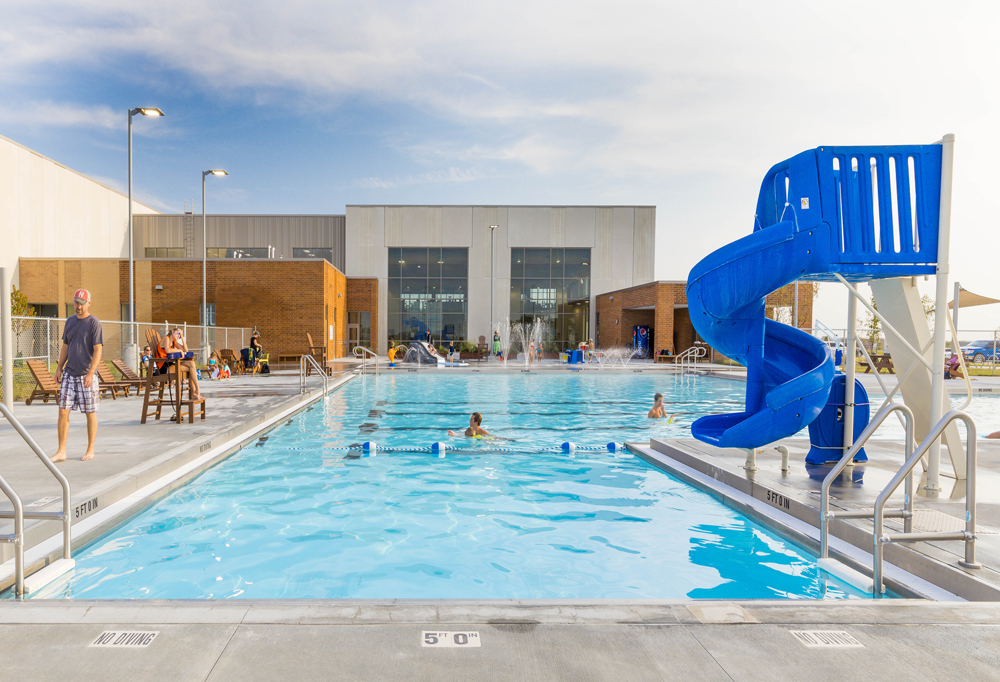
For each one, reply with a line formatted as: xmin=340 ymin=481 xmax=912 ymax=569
xmin=58 ymin=373 xmax=100 ymax=413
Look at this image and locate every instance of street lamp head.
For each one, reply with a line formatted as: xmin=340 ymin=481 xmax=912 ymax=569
xmin=489 ymin=224 xmax=499 ymax=230
xmin=136 ymin=108 xmax=165 ymax=117
xmin=204 ymin=169 xmax=228 ymax=177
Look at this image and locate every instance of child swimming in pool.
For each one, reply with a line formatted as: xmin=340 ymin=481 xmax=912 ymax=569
xmin=448 ymin=411 xmax=492 ymax=438
xmin=648 ymin=393 xmax=666 ymax=419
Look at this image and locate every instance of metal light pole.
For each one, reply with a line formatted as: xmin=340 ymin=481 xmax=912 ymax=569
xmin=127 ymin=107 xmax=164 ymax=345
xmin=202 ymin=170 xmax=228 ymax=327
xmin=489 ymin=224 xmax=499 ymax=347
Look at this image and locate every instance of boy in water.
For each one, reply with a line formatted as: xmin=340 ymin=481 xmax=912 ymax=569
xmin=648 ymin=392 xmax=666 ymax=419
xmin=448 ymin=412 xmax=492 ymax=437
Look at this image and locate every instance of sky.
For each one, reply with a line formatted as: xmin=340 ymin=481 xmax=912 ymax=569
xmin=2 ymin=0 xmax=999 ymax=335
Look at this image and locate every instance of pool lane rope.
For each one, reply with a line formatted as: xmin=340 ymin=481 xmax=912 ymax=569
xmin=285 ymin=441 xmax=626 ymax=455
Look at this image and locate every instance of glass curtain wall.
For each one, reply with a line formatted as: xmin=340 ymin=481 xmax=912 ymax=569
xmin=387 ymin=248 xmax=468 ymax=342
xmin=510 ymin=248 xmax=590 ymax=350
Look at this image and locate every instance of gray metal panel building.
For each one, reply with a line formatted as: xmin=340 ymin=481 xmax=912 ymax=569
xmin=133 ymin=214 xmax=346 ymax=270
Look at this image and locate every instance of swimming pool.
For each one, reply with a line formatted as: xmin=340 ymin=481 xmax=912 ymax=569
xmin=26 ymin=374 xmax=875 ymax=600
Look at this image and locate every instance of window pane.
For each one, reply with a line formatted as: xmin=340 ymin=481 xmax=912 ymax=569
xmin=428 ymin=248 xmax=443 ymax=278
xmin=386 ymin=314 xmax=401 ymax=340
xmin=510 ymin=248 xmax=524 ymax=278
xmin=401 ymin=248 xmax=427 ymax=278
xmin=387 ymin=295 xmax=401 ymax=316
xmin=441 ymin=278 xmax=467 ymax=296
xmin=388 ymin=248 xmax=402 ymax=278
xmin=401 ymin=278 xmax=427 ymax=296
xmin=564 ymin=248 xmax=591 ymax=278
xmin=388 ymin=279 xmax=401 ymax=299
xmin=441 ymin=248 xmax=468 ymax=277
xmin=427 ymin=278 xmax=442 ymax=298
xmin=551 ymin=248 xmax=564 ymax=278
xmin=565 ymin=278 xmax=590 ymax=302
xmin=524 ymin=248 xmax=550 ymax=278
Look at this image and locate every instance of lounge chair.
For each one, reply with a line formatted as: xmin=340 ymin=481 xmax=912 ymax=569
xmin=95 ymin=363 xmax=134 ymax=399
xmin=112 ymin=359 xmax=144 ymax=383
xmin=218 ymin=348 xmax=240 ymax=374
xmin=25 ymin=359 xmax=60 ymax=405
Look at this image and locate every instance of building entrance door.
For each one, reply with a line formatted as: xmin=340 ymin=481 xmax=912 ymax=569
xmin=348 ymin=324 xmax=360 ymax=351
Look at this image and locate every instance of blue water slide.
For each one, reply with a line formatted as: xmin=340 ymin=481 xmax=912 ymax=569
xmin=687 ymin=143 xmax=944 ymax=449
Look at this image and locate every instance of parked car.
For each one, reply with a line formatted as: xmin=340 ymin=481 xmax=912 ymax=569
xmin=962 ymin=340 xmax=1000 ymax=364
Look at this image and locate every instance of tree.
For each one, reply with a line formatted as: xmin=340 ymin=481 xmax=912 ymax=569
xmin=862 ymin=296 xmax=881 ymax=354
xmin=920 ymin=294 xmax=934 ymax=322
xmin=10 ymin=285 xmax=36 ymax=357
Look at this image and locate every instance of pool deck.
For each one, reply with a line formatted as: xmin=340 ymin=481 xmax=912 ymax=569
xmin=3 ymin=361 xmax=1000 ymax=680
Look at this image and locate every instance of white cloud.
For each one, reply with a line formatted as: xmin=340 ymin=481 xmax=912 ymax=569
xmin=354 ymin=167 xmax=483 ymax=190
xmin=0 ymin=100 xmax=119 ymax=131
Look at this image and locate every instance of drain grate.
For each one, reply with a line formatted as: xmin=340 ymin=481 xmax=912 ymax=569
xmin=790 ymin=630 xmax=864 ymax=648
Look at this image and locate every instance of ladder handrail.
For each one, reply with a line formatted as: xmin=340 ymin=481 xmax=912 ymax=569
xmin=873 ymin=409 xmax=978 ymax=595
xmin=819 ymin=401 xmax=915 ymax=560
xmin=353 ymin=346 xmax=380 ymax=375
xmin=0 ymin=401 xmax=73 ymax=598
xmin=674 ymin=345 xmax=706 ymax=373
xmin=299 ymin=355 xmax=329 ymax=393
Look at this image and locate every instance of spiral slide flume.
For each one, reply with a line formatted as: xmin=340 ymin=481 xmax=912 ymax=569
xmin=687 ymin=220 xmax=835 ymax=449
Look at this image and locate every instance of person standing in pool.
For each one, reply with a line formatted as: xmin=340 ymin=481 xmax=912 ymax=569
xmin=448 ymin=412 xmax=492 ymax=437
xmin=648 ymin=393 xmax=667 ymax=419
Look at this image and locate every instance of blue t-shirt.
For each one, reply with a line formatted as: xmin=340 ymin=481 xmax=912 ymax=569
xmin=62 ymin=314 xmax=104 ymax=377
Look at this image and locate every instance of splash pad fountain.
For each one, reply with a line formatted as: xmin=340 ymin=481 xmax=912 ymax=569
xmin=493 ymin=317 xmax=548 ymax=366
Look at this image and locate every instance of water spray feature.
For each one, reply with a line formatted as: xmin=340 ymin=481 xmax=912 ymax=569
xmin=509 ymin=317 xmax=549 ymax=366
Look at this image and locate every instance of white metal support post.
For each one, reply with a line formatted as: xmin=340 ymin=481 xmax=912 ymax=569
xmin=202 ymin=169 xmax=228 ymax=330
xmin=843 ymin=282 xmax=858 ymax=461
xmin=489 ymin=224 xmax=499 ymax=352
xmin=1 ymin=268 xmax=13 ymax=410
xmin=926 ymin=133 xmax=956 ymax=493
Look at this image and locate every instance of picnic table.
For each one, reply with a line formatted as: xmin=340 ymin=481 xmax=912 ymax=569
xmin=864 ymin=354 xmax=895 ymax=374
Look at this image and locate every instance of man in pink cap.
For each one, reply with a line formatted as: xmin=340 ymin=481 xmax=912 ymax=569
xmin=51 ymin=288 xmax=104 ymax=462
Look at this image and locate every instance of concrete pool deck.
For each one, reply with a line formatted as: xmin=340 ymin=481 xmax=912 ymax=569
xmin=3 ymin=363 xmax=1000 ymax=680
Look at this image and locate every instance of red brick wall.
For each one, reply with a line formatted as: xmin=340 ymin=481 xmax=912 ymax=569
xmin=136 ymin=260 xmax=345 ymax=360
xmin=596 ymin=281 xmax=688 ymax=353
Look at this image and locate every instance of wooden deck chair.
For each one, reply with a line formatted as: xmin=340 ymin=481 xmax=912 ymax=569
xmin=25 ymin=360 xmax=60 ymax=405
xmin=218 ymin=348 xmax=240 ymax=374
xmin=112 ymin=359 xmax=143 ymax=383
xmin=107 ymin=361 xmax=144 ymax=393
xmin=95 ymin=363 xmax=133 ymax=399
xmin=306 ymin=332 xmax=327 ymax=375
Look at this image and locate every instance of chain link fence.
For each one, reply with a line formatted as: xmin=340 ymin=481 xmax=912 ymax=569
xmin=2 ymin=316 xmax=253 ymax=403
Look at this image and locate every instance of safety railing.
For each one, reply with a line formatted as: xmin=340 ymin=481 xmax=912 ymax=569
xmin=819 ymin=402 xmax=915 ymax=561
xmin=873 ymin=410 xmax=979 ymax=596
xmin=0 ymin=402 xmax=72 ymax=598
xmin=674 ymin=345 xmax=706 ymax=373
xmin=299 ymin=355 xmax=328 ymax=394
xmin=353 ymin=346 xmax=380 ymax=375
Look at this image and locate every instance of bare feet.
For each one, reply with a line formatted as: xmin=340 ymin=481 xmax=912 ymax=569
xmin=82 ymin=452 xmax=95 ymax=461
xmin=51 ymin=452 xmax=66 ymax=463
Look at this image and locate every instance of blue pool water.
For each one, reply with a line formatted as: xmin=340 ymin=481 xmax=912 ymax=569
xmin=29 ymin=374 xmax=874 ymax=600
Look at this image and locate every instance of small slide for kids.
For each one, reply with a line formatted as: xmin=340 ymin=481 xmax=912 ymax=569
xmin=407 ymin=342 xmax=468 ymax=367
xmin=687 ymin=142 xmax=945 ymax=450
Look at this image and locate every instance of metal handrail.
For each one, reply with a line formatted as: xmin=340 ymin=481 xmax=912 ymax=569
xmin=819 ymin=402 xmax=915 ymax=560
xmin=873 ymin=410 xmax=979 ymax=596
xmin=674 ymin=345 xmax=706 ymax=373
xmin=353 ymin=346 xmax=380 ymax=375
xmin=299 ymin=355 xmax=329 ymax=394
xmin=0 ymin=402 xmax=73 ymax=598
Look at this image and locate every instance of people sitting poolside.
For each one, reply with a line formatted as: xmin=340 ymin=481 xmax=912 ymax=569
xmin=448 ymin=411 xmax=492 ymax=438
xmin=160 ymin=327 xmax=203 ymax=400
xmin=648 ymin=392 xmax=666 ymax=419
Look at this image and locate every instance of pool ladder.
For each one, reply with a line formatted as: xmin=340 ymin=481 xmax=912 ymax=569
xmin=674 ymin=345 xmax=706 ymax=374
xmin=299 ymin=354 xmax=329 ymax=393
xmin=0 ymin=402 xmax=74 ymax=598
xmin=819 ymin=402 xmax=979 ymax=596
xmin=353 ymin=346 xmax=380 ymax=375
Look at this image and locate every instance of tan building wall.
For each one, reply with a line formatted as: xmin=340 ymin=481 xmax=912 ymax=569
xmin=346 ymin=278 xmax=379 ymax=353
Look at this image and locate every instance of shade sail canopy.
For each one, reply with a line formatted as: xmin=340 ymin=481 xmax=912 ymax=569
xmin=948 ymin=287 xmax=1000 ymax=310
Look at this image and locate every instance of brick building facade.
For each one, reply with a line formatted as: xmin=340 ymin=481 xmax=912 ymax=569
xmin=595 ymin=280 xmax=814 ymax=357
xmin=20 ymin=258 xmax=350 ymax=362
